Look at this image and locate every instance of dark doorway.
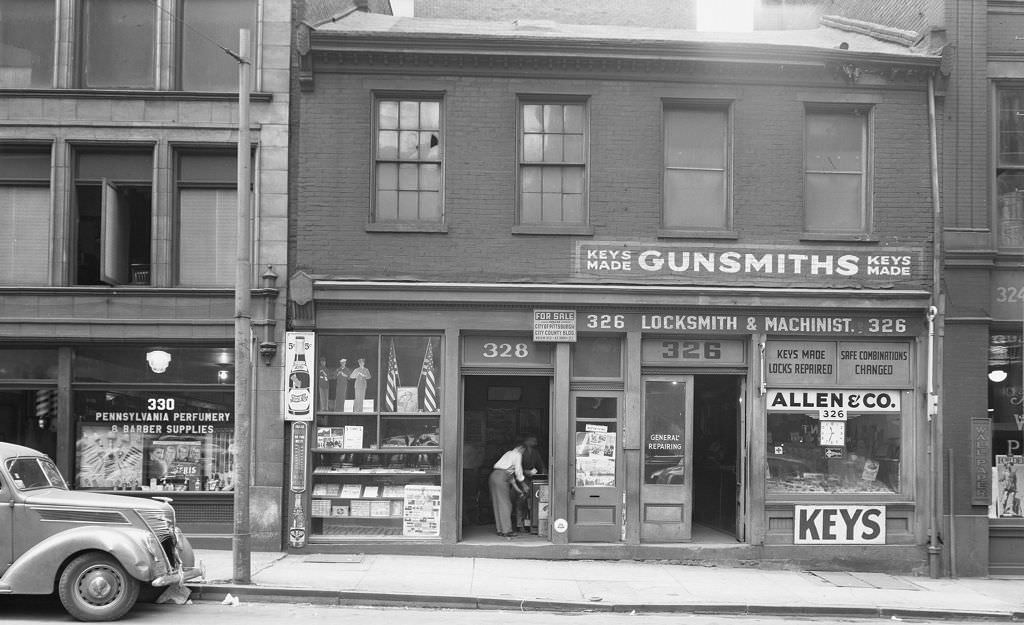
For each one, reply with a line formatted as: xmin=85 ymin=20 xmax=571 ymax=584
xmin=691 ymin=375 xmax=741 ymax=537
xmin=461 ymin=375 xmax=550 ymax=540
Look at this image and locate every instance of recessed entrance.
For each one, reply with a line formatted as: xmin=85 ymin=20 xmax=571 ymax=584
xmin=691 ymin=375 xmax=742 ymax=539
xmin=460 ymin=375 xmax=550 ymax=543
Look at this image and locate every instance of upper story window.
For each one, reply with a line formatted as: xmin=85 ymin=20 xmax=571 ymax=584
xmin=176 ymin=150 xmax=238 ymax=286
xmin=0 ymin=0 xmax=56 ymax=88
xmin=0 ymin=144 xmax=52 ymax=285
xmin=997 ymin=88 xmax=1024 ymax=249
xmin=179 ymin=0 xmax=257 ymax=91
xmin=663 ymin=105 xmax=730 ymax=232
xmin=518 ymin=100 xmax=587 ymax=226
xmin=74 ymin=148 xmax=153 ymax=286
xmin=81 ymin=0 xmax=157 ymax=89
xmin=0 ymin=0 xmax=256 ymax=91
xmin=373 ymin=97 xmax=443 ymax=223
xmin=804 ymin=108 xmax=870 ymax=234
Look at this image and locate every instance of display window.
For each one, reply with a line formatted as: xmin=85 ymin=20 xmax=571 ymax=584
xmin=311 ymin=334 xmax=442 ymax=539
xmin=989 ymin=333 xmax=1024 ymax=519
xmin=766 ymin=409 xmax=901 ymax=494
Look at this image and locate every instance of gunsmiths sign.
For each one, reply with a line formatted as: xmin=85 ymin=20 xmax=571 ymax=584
xmin=575 ymin=242 xmax=924 ymax=287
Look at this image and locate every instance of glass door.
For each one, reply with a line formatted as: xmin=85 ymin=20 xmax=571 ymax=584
xmin=640 ymin=376 xmax=693 ymax=542
xmin=570 ymin=392 xmax=621 ymax=542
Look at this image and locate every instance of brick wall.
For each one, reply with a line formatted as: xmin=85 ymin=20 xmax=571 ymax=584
xmin=294 ymin=70 xmax=935 ymax=288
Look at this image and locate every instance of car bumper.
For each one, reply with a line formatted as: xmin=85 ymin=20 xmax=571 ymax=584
xmin=152 ymin=566 xmax=202 ymax=587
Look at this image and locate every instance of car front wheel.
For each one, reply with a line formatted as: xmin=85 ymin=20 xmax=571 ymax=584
xmin=58 ymin=553 xmax=140 ymax=622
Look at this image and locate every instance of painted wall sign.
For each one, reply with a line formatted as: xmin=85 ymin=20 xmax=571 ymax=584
xmin=285 ymin=332 xmax=314 ymax=421
xmin=992 ymin=270 xmax=1024 ymax=321
xmin=766 ymin=340 xmax=911 ymax=386
xmin=462 ymin=336 xmax=552 ymax=366
xmin=972 ymin=416 xmax=993 ymax=506
xmin=533 ymin=309 xmax=577 ymax=343
xmin=766 ymin=389 xmax=901 ymax=412
xmin=794 ymin=505 xmax=886 ymax=544
xmin=579 ymin=312 xmax=923 ymax=337
xmin=575 ymin=242 xmax=925 ymax=287
xmin=641 ymin=339 xmax=745 ymax=365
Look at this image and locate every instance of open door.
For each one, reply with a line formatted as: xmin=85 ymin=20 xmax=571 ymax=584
xmin=640 ymin=376 xmax=694 ymax=542
xmin=100 ymin=180 xmax=129 ymax=286
xmin=570 ymin=392 xmax=621 ymax=542
xmin=735 ymin=378 xmax=747 ymax=541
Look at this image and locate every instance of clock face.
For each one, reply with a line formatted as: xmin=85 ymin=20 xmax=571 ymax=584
xmin=819 ymin=421 xmax=846 ymax=447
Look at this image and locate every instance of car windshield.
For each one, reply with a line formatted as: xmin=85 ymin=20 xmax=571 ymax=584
xmin=5 ymin=457 xmax=68 ymax=490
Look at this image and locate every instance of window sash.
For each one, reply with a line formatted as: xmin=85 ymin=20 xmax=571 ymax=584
xmin=81 ymin=0 xmax=157 ymax=89
xmin=178 ymin=188 xmax=237 ymax=286
xmin=373 ymin=98 xmax=443 ymax=223
xmin=0 ymin=0 xmax=56 ymax=88
xmin=662 ymin=107 xmax=728 ymax=230
xmin=179 ymin=0 xmax=257 ymax=91
xmin=804 ymin=111 xmax=867 ymax=232
xmin=0 ymin=186 xmax=50 ymax=285
xmin=518 ymin=101 xmax=587 ymax=225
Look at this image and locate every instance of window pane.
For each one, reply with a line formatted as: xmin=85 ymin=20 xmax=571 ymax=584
xmin=0 ymin=147 xmax=50 ymax=181
xmin=419 ymin=131 xmax=440 ymax=160
xmin=0 ymin=0 xmax=54 ymax=88
xmin=0 ymin=186 xmax=50 ymax=284
xmin=766 ymin=411 xmax=901 ymax=494
xmin=399 ymin=101 xmax=419 ymax=128
xmin=178 ymin=153 xmax=235 ymax=183
xmin=399 ymin=131 xmax=419 ymax=159
xmin=997 ymin=172 xmax=1024 ymax=248
xmin=376 ymin=190 xmax=398 ymax=220
xmin=179 ymin=188 xmax=236 ymax=286
xmin=376 ymin=163 xmax=398 ymax=190
xmin=563 ymin=135 xmax=584 ymax=162
xmin=419 ymin=164 xmax=440 ymax=191
xmin=82 ymin=0 xmax=155 ymax=88
xmin=541 ymin=193 xmax=562 ymax=222
xmin=521 ymin=166 xmax=541 ymax=192
xmin=572 ymin=337 xmax=622 ymax=378
xmin=543 ymin=104 xmax=563 ymax=133
xmin=521 ymin=193 xmax=541 ymax=222
xmin=523 ymin=134 xmax=543 ymax=162
xmin=665 ymin=108 xmax=726 ymax=168
xmin=317 ymin=335 xmax=380 ymax=412
xmin=806 ymin=112 xmax=863 ymax=172
xmin=0 ymin=349 xmax=58 ymax=379
xmin=379 ymin=336 xmax=442 ymax=413
xmin=398 ymin=163 xmax=418 ymax=190
xmin=523 ymin=104 xmax=543 ymax=132
xmin=541 ymin=167 xmax=561 ymax=192
xmin=420 ymin=191 xmax=440 ymax=221
xmin=563 ymin=194 xmax=583 ymax=222
xmin=564 ymin=104 xmax=584 ymax=133
xmin=181 ymin=0 xmax=255 ymax=91
xmin=543 ymin=134 xmax=563 ymax=162
xmin=419 ymin=101 xmax=440 ymax=130
xmin=74 ymin=346 xmax=234 ymax=384
xmin=379 ymin=101 xmax=399 ymax=129
xmin=999 ymin=90 xmax=1024 ymax=166
xmin=644 ymin=380 xmax=686 ymax=484
xmin=398 ymin=190 xmax=418 ymax=220
xmin=664 ymin=169 xmax=726 ymax=229
xmin=805 ymin=172 xmax=862 ymax=231
xmin=377 ymin=131 xmax=399 ymax=159
xmin=563 ymin=167 xmax=583 ymax=193
xmin=75 ymin=390 xmax=234 ymax=491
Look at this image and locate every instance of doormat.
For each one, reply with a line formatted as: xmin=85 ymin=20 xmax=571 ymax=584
xmin=303 ymin=554 xmax=365 ymax=564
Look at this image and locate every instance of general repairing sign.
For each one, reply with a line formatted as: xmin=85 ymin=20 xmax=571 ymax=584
xmin=793 ymin=505 xmax=886 ymax=545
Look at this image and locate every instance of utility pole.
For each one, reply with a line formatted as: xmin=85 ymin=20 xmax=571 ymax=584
xmin=232 ymin=28 xmax=253 ymax=585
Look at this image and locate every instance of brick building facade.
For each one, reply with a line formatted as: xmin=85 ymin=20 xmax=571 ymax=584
xmin=287 ymin=7 xmax=942 ymax=571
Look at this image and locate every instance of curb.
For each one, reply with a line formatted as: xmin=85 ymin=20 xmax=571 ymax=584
xmin=187 ymin=583 xmax=1024 ymax=621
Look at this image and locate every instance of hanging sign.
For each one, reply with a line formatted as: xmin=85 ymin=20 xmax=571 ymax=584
xmin=533 ymin=310 xmax=577 ymax=343
xmin=284 ymin=332 xmax=314 ymax=421
xmin=794 ymin=505 xmax=886 ymax=544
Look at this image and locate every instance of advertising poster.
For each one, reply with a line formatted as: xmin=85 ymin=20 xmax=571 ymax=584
xmin=403 ymin=484 xmax=442 ymax=537
xmin=992 ymin=455 xmax=1024 ymax=519
xmin=285 ymin=332 xmax=315 ymax=421
xmin=575 ymin=429 xmax=616 ymax=486
xmin=76 ymin=427 xmax=144 ymax=489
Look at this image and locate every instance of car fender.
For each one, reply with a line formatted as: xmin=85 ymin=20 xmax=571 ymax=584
xmin=0 ymin=525 xmax=157 ymax=594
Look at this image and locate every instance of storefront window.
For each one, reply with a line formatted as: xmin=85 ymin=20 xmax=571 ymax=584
xmin=0 ymin=348 xmax=58 ymax=380
xmin=572 ymin=337 xmax=622 ymax=379
xmin=766 ymin=409 xmax=901 ymax=495
xmin=74 ymin=390 xmax=234 ymax=491
xmin=989 ymin=333 xmax=1024 ymax=518
xmin=311 ymin=334 xmax=442 ymax=539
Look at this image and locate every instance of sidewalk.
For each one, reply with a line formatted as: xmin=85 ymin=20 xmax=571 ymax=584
xmin=188 ymin=550 xmax=1024 ymax=620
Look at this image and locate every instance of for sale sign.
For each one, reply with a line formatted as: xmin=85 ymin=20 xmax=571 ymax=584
xmin=794 ymin=505 xmax=886 ymax=545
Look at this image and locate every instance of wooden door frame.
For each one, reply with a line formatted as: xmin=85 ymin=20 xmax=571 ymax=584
xmin=568 ymin=389 xmax=624 ymax=543
xmin=639 ymin=374 xmax=694 ymax=542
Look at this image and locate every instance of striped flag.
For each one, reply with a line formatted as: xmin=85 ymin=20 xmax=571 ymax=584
xmin=384 ymin=339 xmax=400 ymax=412
xmin=419 ymin=340 xmax=438 ymax=412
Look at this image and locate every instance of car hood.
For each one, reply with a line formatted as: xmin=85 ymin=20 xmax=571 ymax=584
xmin=22 ymin=488 xmax=172 ymax=513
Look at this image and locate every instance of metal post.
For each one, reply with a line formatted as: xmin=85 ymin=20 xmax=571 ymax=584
xmin=232 ymin=28 xmax=252 ymax=585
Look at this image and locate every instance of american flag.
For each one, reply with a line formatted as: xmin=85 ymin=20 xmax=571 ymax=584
xmin=419 ymin=340 xmax=438 ymax=412
xmin=384 ymin=339 xmax=400 ymax=412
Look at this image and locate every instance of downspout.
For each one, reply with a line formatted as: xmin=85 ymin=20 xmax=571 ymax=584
xmin=926 ymin=74 xmax=943 ymax=578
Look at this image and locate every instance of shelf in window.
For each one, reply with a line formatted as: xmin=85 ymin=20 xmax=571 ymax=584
xmin=317 ymin=411 xmax=440 ymax=417
xmin=313 ymin=469 xmax=440 ymax=476
xmin=312 ymin=514 xmax=402 ymax=519
xmin=312 ymin=496 xmax=407 ymax=500
xmin=313 ymin=447 xmax=440 ymax=453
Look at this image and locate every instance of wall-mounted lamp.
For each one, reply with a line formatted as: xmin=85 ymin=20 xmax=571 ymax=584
xmin=218 ymin=369 xmax=231 ymax=383
xmin=989 ymin=369 xmax=1009 ymax=383
xmin=146 ymin=350 xmax=172 ymax=373
xmin=255 ymin=265 xmax=280 ymax=366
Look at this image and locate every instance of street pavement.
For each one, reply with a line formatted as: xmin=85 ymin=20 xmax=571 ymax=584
xmin=185 ymin=550 xmax=1024 ymax=620
xmin=0 ymin=599 xmax=999 ymax=625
